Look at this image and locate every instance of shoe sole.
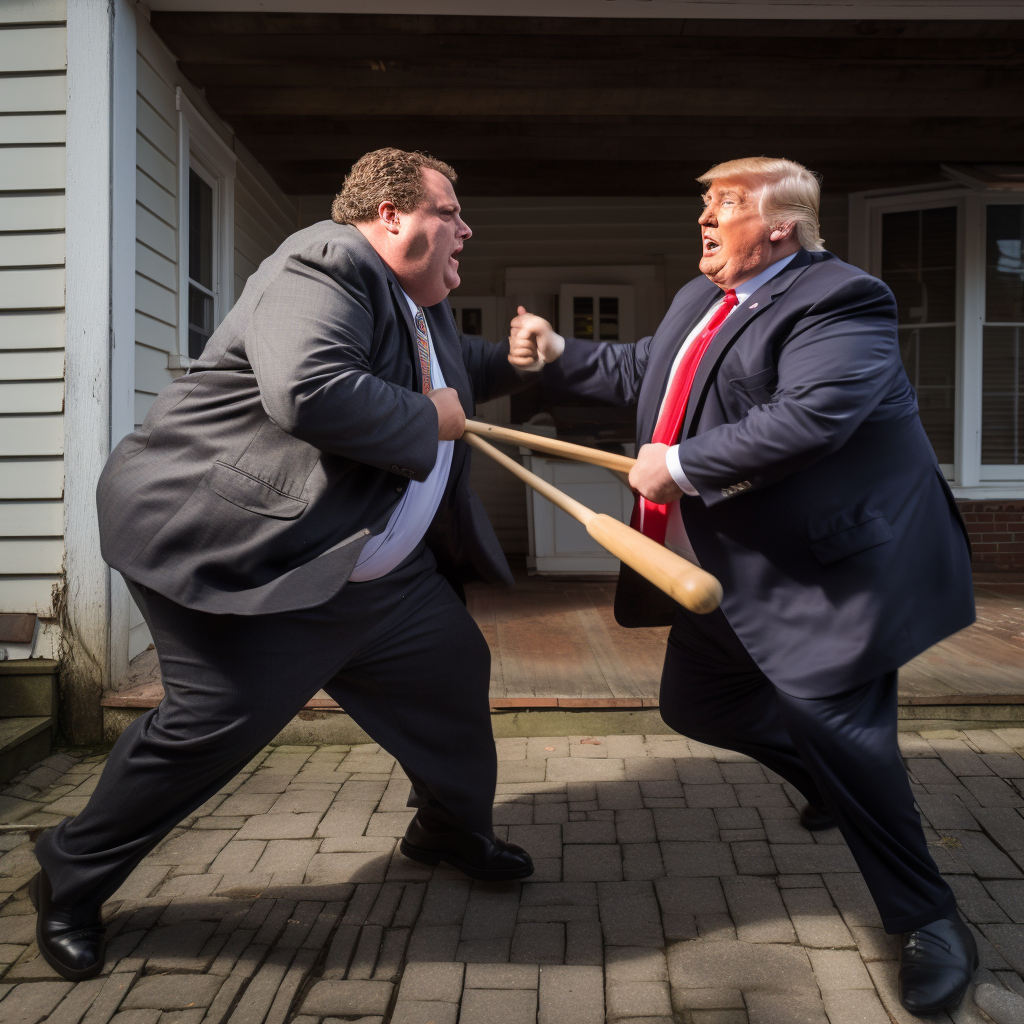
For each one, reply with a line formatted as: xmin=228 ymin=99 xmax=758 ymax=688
xmin=29 ymin=874 xmax=106 ymax=982
xmin=400 ymin=839 xmax=535 ymax=882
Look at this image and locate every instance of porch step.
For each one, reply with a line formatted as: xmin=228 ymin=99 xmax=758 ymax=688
xmin=0 ymin=717 xmax=54 ymax=786
xmin=100 ymin=681 xmax=1024 ymax=743
xmin=0 ymin=659 xmax=58 ymax=784
xmin=0 ymin=658 xmax=59 ymax=717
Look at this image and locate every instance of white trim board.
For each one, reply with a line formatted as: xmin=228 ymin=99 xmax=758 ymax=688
xmin=144 ymin=1 xmax=1024 ymax=19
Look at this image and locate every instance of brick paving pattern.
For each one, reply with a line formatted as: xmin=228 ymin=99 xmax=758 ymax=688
xmin=1 ymin=729 xmax=1024 ymax=1021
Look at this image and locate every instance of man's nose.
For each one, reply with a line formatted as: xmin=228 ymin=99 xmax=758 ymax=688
xmin=698 ymin=206 xmax=716 ymax=226
xmin=458 ymin=217 xmax=472 ymax=241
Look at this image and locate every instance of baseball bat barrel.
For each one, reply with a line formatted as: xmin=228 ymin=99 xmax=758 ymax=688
xmin=462 ymin=420 xmax=636 ymax=474
xmin=462 ymin=432 xmax=722 ymax=615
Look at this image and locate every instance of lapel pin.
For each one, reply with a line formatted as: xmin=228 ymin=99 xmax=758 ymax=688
xmin=749 ymin=302 xmax=759 ymax=309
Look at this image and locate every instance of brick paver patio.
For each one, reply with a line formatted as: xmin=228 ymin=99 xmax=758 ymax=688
xmin=2 ymin=729 xmax=1024 ymax=1023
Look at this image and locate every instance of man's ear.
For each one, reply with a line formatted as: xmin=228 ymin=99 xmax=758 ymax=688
xmin=769 ymin=220 xmax=796 ymax=242
xmin=378 ymin=200 xmax=400 ymax=235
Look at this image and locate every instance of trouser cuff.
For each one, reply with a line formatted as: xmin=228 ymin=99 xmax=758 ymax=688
xmin=882 ymin=891 xmax=959 ymax=934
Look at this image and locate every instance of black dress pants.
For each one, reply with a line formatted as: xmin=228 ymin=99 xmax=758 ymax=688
xmin=35 ymin=546 xmax=495 ymax=910
xmin=659 ymin=606 xmax=957 ymax=934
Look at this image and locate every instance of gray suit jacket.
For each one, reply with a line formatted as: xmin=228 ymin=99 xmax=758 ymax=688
xmin=97 ymin=221 xmax=528 ymax=614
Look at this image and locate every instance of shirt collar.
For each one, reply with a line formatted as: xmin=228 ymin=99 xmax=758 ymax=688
xmin=397 ymin=284 xmax=420 ymax=317
xmin=732 ymin=251 xmax=799 ymax=305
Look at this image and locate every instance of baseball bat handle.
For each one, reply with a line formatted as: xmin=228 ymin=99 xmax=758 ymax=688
xmin=462 ymin=432 xmax=722 ymax=615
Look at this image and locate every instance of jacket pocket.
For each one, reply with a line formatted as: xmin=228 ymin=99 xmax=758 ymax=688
xmin=809 ymin=513 xmax=893 ymax=565
xmin=207 ymin=462 xmax=308 ymax=520
xmin=729 ymin=366 xmax=777 ymax=394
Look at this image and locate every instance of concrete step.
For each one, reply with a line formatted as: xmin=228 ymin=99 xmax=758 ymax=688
xmin=0 ymin=715 xmax=54 ymax=787
xmin=0 ymin=659 xmax=59 ymax=785
xmin=0 ymin=658 xmax=59 ymax=718
xmin=102 ymin=697 xmax=1024 ymax=746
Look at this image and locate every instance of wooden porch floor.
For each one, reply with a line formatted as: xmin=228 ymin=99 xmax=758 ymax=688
xmin=470 ymin=573 xmax=1024 ymax=707
xmin=107 ymin=576 xmax=1024 ymax=711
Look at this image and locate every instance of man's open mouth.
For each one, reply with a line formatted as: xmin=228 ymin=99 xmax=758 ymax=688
xmin=703 ymin=236 xmax=721 ymax=255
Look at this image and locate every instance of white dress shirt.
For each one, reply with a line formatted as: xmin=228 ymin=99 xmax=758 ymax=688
xmin=349 ymin=288 xmax=455 ymax=582
xmin=660 ymin=253 xmax=797 ymax=562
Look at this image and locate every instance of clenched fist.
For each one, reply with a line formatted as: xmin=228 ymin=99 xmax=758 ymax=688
xmin=428 ymin=387 xmax=466 ymax=441
xmin=629 ymin=443 xmax=684 ymax=505
xmin=508 ymin=306 xmax=566 ymax=370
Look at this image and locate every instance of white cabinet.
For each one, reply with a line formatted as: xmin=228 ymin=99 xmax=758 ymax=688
xmin=524 ymin=455 xmax=634 ymax=574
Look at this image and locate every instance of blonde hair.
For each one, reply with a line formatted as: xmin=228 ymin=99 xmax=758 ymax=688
xmin=332 ymin=148 xmax=457 ymax=224
xmin=697 ymin=157 xmax=824 ymax=251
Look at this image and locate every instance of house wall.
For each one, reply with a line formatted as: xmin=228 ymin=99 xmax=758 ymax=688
xmin=133 ymin=17 xmax=295 ymax=431
xmin=127 ymin=15 xmax=295 ymax=662
xmin=0 ymin=0 xmax=66 ymax=654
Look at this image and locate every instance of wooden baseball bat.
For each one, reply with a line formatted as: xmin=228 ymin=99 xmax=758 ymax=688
xmin=462 ymin=420 xmax=636 ymax=474
xmin=463 ymin=432 xmax=723 ymax=615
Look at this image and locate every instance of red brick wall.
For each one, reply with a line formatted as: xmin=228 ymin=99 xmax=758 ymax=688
xmin=957 ymin=501 xmax=1024 ymax=573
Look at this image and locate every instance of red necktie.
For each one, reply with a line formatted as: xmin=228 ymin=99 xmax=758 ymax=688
xmin=632 ymin=289 xmax=738 ymax=544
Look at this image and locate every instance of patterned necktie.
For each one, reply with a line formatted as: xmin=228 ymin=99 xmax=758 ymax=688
xmin=633 ymin=289 xmax=739 ymax=544
xmin=413 ymin=306 xmax=432 ymax=394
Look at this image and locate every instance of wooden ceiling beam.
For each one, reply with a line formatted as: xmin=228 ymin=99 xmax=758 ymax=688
xmin=179 ymin=60 xmax=1022 ymax=92
xmin=155 ymin=32 xmax=1024 ymax=64
xmin=226 ymin=115 xmax=1022 ymax=134
xmin=201 ymin=84 xmax=1022 ymax=119
xmin=265 ymin=159 xmax=943 ymax=196
xmin=150 ymin=13 xmax=1024 ymax=40
xmin=238 ymin=132 xmax=1023 ymax=165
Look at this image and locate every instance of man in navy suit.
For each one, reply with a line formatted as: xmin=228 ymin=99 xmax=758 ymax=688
xmin=509 ymin=157 xmax=977 ymax=1016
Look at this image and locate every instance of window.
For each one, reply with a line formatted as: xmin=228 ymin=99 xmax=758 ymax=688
xmin=175 ymin=88 xmax=235 ymax=368
xmin=982 ymin=205 xmax=1024 ymax=466
xmin=187 ymin=168 xmax=215 ymax=359
xmin=559 ymin=285 xmax=635 ymax=344
xmin=851 ymin=173 xmax=1024 ymax=496
xmin=880 ymin=207 xmax=958 ymax=464
xmin=459 ymin=306 xmax=483 ymax=336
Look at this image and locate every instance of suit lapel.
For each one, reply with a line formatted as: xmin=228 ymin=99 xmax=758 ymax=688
xmin=681 ymin=249 xmax=815 ymax=438
xmin=637 ymin=283 xmax=720 ymax=444
xmin=424 ymin=302 xmax=472 ymax=412
xmin=386 ymin=276 xmax=429 ymax=393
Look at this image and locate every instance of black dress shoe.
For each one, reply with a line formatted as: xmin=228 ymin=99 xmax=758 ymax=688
xmin=400 ymin=815 xmax=534 ymax=881
xmin=29 ymin=870 xmax=106 ymax=981
xmin=899 ymin=915 xmax=978 ymax=1016
xmin=799 ymin=804 xmax=836 ymax=831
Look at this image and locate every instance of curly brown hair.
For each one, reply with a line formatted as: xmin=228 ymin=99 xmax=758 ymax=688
xmin=331 ymin=148 xmax=457 ymax=224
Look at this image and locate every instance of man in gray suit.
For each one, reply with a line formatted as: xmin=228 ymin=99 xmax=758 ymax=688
xmin=32 ymin=149 xmax=534 ymax=981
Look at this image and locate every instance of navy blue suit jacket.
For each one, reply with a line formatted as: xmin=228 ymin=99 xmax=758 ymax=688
xmin=542 ymin=249 xmax=974 ymax=696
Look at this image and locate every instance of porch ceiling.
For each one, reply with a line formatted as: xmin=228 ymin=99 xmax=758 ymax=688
xmin=150 ymin=13 xmax=1024 ymax=197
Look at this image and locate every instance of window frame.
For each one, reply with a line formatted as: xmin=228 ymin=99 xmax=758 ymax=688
xmin=558 ymin=284 xmax=636 ymax=345
xmin=850 ymin=184 xmax=967 ymax=483
xmin=173 ymin=87 xmax=235 ymax=369
xmin=974 ymin=196 xmax=1024 ymax=481
xmin=851 ymin=180 xmax=1024 ymax=497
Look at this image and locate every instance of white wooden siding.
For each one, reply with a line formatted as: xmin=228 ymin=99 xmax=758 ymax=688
xmin=0 ymin=501 xmax=62 ymax=535
xmin=0 ymin=5 xmax=66 ymax=620
xmin=133 ymin=18 xmax=297 ymax=438
xmin=0 ymin=195 xmax=64 ymax=232
xmin=123 ymin=18 xmax=296 ymax=658
xmin=0 ymin=459 xmax=63 ymax=500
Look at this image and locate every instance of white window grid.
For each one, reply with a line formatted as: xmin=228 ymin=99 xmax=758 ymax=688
xmin=173 ymin=87 xmax=235 ymax=370
xmin=849 ymin=181 xmax=1024 ymax=497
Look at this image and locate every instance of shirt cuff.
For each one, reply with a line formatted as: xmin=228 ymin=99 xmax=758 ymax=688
xmin=519 ymin=333 xmax=565 ymax=372
xmin=665 ymin=445 xmax=699 ymax=496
